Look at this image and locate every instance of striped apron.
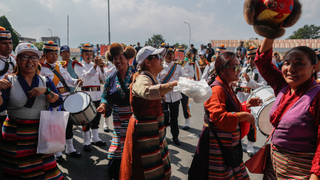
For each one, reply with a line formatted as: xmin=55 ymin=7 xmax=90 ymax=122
xmin=107 ymin=104 xmax=131 ymax=159
xmin=1 ymin=116 xmax=63 ymax=180
xmin=263 ymin=144 xmax=314 ymax=180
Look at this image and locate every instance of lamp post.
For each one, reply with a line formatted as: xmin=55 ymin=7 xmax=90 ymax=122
xmin=184 ymin=22 xmax=191 ymax=48
xmin=48 ymin=29 xmax=53 ymax=37
xmin=108 ymin=0 xmax=111 ymax=45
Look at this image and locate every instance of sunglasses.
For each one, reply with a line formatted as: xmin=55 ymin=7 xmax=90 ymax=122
xmin=225 ymin=64 xmax=241 ymax=72
xmin=247 ymin=56 xmax=255 ymax=60
xmin=19 ymin=54 xmax=39 ymax=62
xmin=147 ymin=54 xmax=162 ymax=60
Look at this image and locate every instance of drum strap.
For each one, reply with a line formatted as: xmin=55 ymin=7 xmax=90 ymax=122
xmin=46 ymin=62 xmax=71 ymax=93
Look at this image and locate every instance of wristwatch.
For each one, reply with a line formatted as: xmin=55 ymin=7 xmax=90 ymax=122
xmin=44 ymin=87 xmax=51 ymax=95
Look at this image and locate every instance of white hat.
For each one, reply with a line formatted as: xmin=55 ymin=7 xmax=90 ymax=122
xmin=15 ymin=43 xmax=43 ymax=57
xmin=136 ymin=46 xmax=166 ymax=65
xmin=199 ymin=51 xmax=204 ymax=56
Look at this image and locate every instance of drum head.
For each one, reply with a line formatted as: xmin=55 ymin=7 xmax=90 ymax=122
xmin=63 ymin=92 xmax=92 ymax=113
xmin=257 ymin=100 xmax=275 ymax=136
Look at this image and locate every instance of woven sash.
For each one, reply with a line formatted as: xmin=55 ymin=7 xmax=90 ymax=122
xmin=161 ymin=64 xmax=177 ymax=84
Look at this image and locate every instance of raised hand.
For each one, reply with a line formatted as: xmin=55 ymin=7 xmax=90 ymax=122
xmin=0 ymin=74 xmax=12 ymax=90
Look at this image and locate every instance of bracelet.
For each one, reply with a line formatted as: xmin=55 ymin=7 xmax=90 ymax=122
xmin=168 ymin=82 xmax=172 ymax=90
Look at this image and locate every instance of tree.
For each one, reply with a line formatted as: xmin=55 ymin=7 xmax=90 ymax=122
xmin=173 ymin=42 xmax=188 ymax=50
xmin=0 ymin=16 xmax=19 ymax=49
xmin=244 ymin=38 xmax=260 ymax=49
xmin=147 ymin=34 xmax=165 ymax=46
xmin=77 ymin=43 xmax=90 ymax=48
xmin=33 ymin=42 xmax=44 ymax=51
xmin=288 ymin=24 xmax=320 ymax=39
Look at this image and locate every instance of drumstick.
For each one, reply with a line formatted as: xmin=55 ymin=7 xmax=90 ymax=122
xmin=74 ymin=77 xmax=83 ymax=93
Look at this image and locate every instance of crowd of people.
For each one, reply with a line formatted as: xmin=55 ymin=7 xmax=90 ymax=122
xmin=0 ymin=25 xmax=320 ymax=180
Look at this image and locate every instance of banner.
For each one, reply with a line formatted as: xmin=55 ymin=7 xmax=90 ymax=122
xmin=175 ymin=51 xmax=184 ymax=61
xmin=100 ymin=45 xmax=109 ymax=56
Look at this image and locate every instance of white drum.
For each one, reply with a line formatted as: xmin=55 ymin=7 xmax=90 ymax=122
xmin=247 ymin=86 xmax=275 ymax=136
xmin=63 ymin=92 xmax=97 ymax=125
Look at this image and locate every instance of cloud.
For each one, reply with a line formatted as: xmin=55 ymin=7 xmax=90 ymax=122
xmin=0 ymin=2 xmax=11 ymax=14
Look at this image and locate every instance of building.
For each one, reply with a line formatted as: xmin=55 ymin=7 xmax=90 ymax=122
xmin=211 ymin=39 xmax=320 ymax=53
xmin=41 ymin=36 xmax=61 ymax=47
xmin=13 ymin=29 xmax=36 ymax=44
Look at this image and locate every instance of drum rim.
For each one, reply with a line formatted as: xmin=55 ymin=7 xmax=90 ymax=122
xmin=256 ymin=98 xmax=275 ymax=137
xmin=63 ymin=91 xmax=93 ymax=114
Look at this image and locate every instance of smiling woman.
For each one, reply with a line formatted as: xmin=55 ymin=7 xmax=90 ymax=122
xmin=255 ymin=38 xmax=320 ymax=179
xmin=0 ymin=43 xmax=64 ymax=179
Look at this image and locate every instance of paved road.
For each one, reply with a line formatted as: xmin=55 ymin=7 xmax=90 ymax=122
xmin=56 ymin=99 xmax=267 ymax=180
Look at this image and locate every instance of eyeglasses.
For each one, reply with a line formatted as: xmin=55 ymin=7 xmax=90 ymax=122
xmin=147 ymin=54 xmax=162 ymax=60
xmin=225 ymin=64 xmax=241 ymax=72
xmin=19 ymin=54 xmax=39 ymax=62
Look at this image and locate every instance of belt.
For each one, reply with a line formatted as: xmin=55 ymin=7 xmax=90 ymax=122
xmin=81 ymin=86 xmax=101 ymax=91
xmin=238 ymin=87 xmax=253 ymax=93
xmin=57 ymin=87 xmax=68 ymax=94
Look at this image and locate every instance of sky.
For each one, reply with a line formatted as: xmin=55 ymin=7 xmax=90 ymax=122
xmin=1 ymin=0 xmax=320 ymax=49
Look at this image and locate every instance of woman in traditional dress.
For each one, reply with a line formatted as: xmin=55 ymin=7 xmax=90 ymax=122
xmin=0 ymin=43 xmax=64 ymax=179
xmin=257 ymin=38 xmax=320 ymax=179
xmin=96 ymin=43 xmax=136 ymax=180
xmin=188 ymin=51 xmax=259 ymax=180
xmin=119 ymin=46 xmax=177 ymax=180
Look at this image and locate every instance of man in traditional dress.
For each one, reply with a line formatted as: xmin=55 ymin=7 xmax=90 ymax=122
xmin=0 ymin=26 xmax=15 ymax=136
xmin=40 ymin=41 xmax=82 ymax=162
xmin=236 ymin=46 xmax=267 ymax=156
xmin=73 ymin=44 xmax=107 ymax=152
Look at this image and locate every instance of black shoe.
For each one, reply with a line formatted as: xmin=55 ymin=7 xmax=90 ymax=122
xmin=55 ymin=156 xmax=65 ymax=163
xmin=104 ymin=127 xmax=110 ymax=133
xmin=182 ymin=126 xmax=190 ymax=130
xmin=172 ymin=137 xmax=181 ymax=145
xmin=66 ymin=151 xmax=81 ymax=157
xmin=84 ymin=145 xmax=91 ymax=152
xmin=91 ymin=141 xmax=107 ymax=146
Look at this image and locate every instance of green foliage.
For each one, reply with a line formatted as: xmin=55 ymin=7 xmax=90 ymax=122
xmin=244 ymin=38 xmax=260 ymax=49
xmin=173 ymin=42 xmax=188 ymax=49
xmin=78 ymin=43 xmax=91 ymax=48
xmin=0 ymin=16 xmax=19 ymax=49
xmin=288 ymin=24 xmax=320 ymax=39
xmin=33 ymin=42 xmax=44 ymax=51
xmin=147 ymin=34 xmax=165 ymax=46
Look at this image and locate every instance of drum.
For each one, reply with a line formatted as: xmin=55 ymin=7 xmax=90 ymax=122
xmin=63 ymin=92 xmax=97 ymax=125
xmin=247 ymin=86 xmax=275 ymax=136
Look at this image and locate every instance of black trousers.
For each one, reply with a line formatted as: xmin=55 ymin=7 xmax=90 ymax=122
xmin=247 ymin=124 xmax=256 ymax=142
xmin=180 ymin=94 xmax=191 ymax=119
xmin=164 ymin=101 xmax=180 ymax=138
xmin=83 ymin=101 xmax=101 ymax=132
xmin=108 ymin=159 xmax=121 ymax=180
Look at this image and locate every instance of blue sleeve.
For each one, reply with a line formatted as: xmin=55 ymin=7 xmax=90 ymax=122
xmin=0 ymin=86 xmax=11 ymax=112
xmin=100 ymin=77 xmax=110 ymax=105
xmin=46 ymin=77 xmax=63 ymax=107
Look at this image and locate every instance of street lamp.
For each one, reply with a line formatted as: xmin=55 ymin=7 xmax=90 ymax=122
xmin=48 ymin=29 xmax=53 ymax=37
xmin=108 ymin=0 xmax=111 ymax=45
xmin=184 ymin=22 xmax=191 ymax=48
